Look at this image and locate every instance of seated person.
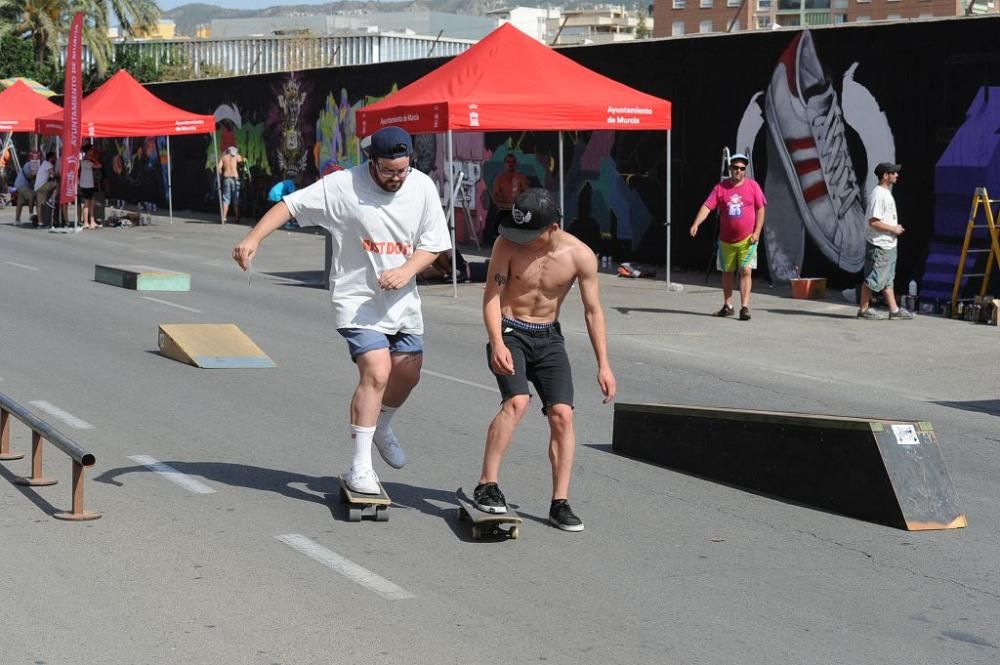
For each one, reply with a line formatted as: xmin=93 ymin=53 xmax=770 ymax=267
xmin=420 ymin=248 xmax=469 ymax=282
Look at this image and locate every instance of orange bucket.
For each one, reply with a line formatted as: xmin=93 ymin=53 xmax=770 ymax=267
xmin=790 ymin=277 xmax=827 ymax=299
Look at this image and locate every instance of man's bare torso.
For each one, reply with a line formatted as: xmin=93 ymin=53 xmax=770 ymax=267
xmin=220 ymin=154 xmax=241 ymax=178
xmin=496 ymin=230 xmax=589 ymax=323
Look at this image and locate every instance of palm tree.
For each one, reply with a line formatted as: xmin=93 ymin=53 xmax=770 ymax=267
xmin=0 ymin=0 xmax=160 ymax=77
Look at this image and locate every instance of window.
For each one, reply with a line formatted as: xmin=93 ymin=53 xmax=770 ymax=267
xmin=730 ymin=18 xmax=741 ymax=29
xmin=673 ymin=0 xmax=686 ymax=7
xmin=833 ymin=12 xmax=847 ymax=22
xmin=700 ymin=0 xmax=713 ymax=7
xmin=757 ymin=15 xmax=773 ymax=27
xmin=728 ymin=0 xmax=741 ymax=6
xmin=699 ymin=19 xmax=714 ymax=31
xmin=778 ymin=0 xmax=800 ymax=9
xmin=672 ymin=20 xmax=685 ymax=35
xmin=833 ymin=0 xmax=847 ymax=6
xmin=757 ymin=0 xmax=771 ymax=6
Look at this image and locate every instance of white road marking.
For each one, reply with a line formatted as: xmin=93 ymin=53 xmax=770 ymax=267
xmin=27 ymin=401 xmax=93 ymax=430
xmin=127 ymin=455 xmax=216 ymax=494
xmin=5 ymin=261 xmax=38 ymax=271
xmin=275 ymin=534 xmax=414 ymax=600
xmin=422 ymin=369 xmax=500 ymax=393
xmin=141 ymin=296 xmax=202 ymax=313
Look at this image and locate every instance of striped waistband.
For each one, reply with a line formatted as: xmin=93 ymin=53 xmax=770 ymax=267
xmin=502 ymin=316 xmax=555 ymax=332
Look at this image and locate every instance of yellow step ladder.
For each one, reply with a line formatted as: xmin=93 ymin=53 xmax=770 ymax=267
xmin=950 ymin=187 xmax=1000 ymax=316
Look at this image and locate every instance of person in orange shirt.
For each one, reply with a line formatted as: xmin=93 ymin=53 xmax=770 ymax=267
xmin=484 ymin=153 xmax=530 ymax=245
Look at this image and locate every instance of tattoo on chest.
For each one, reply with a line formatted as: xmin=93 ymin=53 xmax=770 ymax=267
xmin=494 ymin=274 xmax=507 ymax=287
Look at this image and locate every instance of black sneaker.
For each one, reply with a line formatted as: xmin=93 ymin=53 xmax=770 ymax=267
xmin=473 ymin=482 xmax=507 ymax=514
xmin=548 ymin=499 xmax=584 ymax=532
xmin=713 ymin=304 xmax=735 ymax=317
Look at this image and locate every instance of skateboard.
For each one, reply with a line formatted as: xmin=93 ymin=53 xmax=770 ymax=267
xmin=455 ymin=487 xmax=523 ymax=540
xmin=339 ymin=477 xmax=391 ymax=522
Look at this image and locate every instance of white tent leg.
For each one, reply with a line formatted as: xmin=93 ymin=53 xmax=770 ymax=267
xmin=558 ymin=131 xmax=565 ymax=230
xmin=167 ymin=136 xmax=174 ymax=224
xmin=666 ymin=129 xmax=676 ymax=291
xmin=212 ymin=132 xmax=223 ymax=224
xmin=447 ymin=130 xmax=457 ymax=298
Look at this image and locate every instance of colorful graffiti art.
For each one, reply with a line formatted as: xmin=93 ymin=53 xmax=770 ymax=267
xmin=273 ymin=74 xmax=311 ymax=179
xmin=737 ymin=29 xmax=895 ymax=281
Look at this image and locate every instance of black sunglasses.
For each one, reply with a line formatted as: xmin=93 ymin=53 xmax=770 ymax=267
xmin=731 ymin=165 xmax=747 ymax=171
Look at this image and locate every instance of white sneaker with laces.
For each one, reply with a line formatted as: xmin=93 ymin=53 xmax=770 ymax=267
xmin=373 ymin=428 xmax=407 ymax=469
xmin=342 ymin=467 xmax=381 ymax=494
xmin=765 ymin=30 xmax=866 ymax=273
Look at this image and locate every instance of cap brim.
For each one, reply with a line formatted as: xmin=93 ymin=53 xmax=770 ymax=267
xmin=498 ymin=225 xmax=547 ymax=244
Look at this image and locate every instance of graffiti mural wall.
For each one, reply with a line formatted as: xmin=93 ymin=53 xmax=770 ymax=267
xmin=129 ymin=16 xmax=1000 ymax=292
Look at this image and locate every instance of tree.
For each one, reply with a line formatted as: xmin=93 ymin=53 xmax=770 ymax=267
xmin=0 ymin=32 xmax=55 ymax=82
xmin=0 ymin=0 xmax=160 ymax=77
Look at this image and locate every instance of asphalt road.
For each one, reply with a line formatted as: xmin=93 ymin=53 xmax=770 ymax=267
xmin=0 ymin=210 xmax=997 ymax=665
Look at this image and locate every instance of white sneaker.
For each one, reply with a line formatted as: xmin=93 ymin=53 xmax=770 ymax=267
xmin=342 ymin=467 xmax=381 ymax=494
xmin=373 ymin=428 xmax=407 ymax=469
xmin=765 ymin=30 xmax=866 ymax=273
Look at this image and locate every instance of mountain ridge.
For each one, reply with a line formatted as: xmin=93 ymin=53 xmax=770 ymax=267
xmin=162 ymin=1 xmax=647 ymax=37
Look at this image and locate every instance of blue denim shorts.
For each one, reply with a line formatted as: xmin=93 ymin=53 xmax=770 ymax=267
xmin=863 ymin=243 xmax=897 ymax=292
xmin=337 ymin=328 xmax=423 ymax=362
xmin=221 ymin=177 xmax=240 ymax=204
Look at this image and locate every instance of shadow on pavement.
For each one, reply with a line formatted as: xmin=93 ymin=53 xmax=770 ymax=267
xmin=933 ymin=399 xmax=1000 ymax=416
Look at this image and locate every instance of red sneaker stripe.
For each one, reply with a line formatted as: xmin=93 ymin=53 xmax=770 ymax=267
xmin=802 ymin=181 xmax=828 ymax=202
xmin=795 ymin=158 xmax=821 ymax=176
xmin=785 ymin=137 xmax=817 ymax=152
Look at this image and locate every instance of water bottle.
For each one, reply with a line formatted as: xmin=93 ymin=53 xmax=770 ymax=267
xmin=908 ymin=280 xmax=918 ymax=297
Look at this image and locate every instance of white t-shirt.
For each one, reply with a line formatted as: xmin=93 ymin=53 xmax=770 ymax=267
xmin=34 ymin=160 xmax=54 ymax=191
xmin=79 ymin=159 xmax=95 ymax=189
xmin=283 ymin=163 xmax=451 ymax=335
xmin=864 ymin=185 xmax=898 ymax=249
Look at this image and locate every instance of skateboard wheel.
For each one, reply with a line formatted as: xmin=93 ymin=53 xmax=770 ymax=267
xmin=509 ymin=526 xmax=520 ymax=540
xmin=348 ymin=507 xmax=362 ymax=522
xmin=375 ymin=507 xmax=389 ymax=522
xmin=472 ymin=526 xmax=481 ymax=540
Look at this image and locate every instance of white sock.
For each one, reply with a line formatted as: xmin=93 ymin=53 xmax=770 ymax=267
xmin=376 ymin=405 xmax=398 ymax=436
xmin=350 ymin=425 xmax=376 ymax=472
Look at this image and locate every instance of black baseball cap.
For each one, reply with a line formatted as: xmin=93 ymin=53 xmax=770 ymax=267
xmin=499 ymin=188 xmax=562 ymax=244
xmin=363 ymin=126 xmax=413 ymax=159
xmin=874 ymin=162 xmax=901 ymax=178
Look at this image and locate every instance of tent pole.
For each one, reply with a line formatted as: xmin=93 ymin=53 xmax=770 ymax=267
xmin=558 ymin=131 xmax=565 ymax=230
xmin=666 ymin=129 xmax=673 ymax=290
xmin=212 ymin=131 xmax=223 ymax=224
xmin=447 ymin=130 xmax=457 ymax=298
xmin=166 ymin=136 xmax=174 ymax=224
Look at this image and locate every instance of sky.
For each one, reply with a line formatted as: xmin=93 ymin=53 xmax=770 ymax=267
xmin=157 ymin=0 xmax=409 ymax=11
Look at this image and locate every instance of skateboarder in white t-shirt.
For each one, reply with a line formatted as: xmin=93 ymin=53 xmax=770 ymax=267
xmin=233 ymin=126 xmax=452 ymax=494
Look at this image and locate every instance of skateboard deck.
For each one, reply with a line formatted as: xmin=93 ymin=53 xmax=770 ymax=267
xmin=340 ymin=477 xmax=391 ymax=522
xmin=455 ymin=487 xmax=523 ymax=540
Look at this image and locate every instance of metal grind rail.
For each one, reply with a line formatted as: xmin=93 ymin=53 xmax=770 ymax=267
xmin=0 ymin=392 xmax=101 ymax=521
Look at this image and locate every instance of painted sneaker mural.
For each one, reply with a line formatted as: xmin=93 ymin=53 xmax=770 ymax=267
xmin=736 ymin=30 xmax=895 ymax=281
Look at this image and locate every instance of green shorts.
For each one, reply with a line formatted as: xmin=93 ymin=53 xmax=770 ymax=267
xmin=717 ymin=236 xmax=757 ymax=272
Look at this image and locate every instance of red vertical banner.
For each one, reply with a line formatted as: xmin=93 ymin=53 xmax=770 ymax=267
xmin=59 ymin=12 xmax=84 ymax=205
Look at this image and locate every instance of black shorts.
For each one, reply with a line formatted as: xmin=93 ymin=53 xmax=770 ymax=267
xmin=79 ymin=187 xmax=95 ymax=200
xmin=487 ymin=317 xmax=574 ymax=414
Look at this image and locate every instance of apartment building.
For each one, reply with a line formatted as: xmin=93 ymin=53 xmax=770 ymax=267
xmin=654 ymin=0 xmax=998 ymax=37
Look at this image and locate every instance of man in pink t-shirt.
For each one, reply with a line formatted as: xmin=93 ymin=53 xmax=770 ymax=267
xmin=689 ymin=153 xmax=767 ymax=321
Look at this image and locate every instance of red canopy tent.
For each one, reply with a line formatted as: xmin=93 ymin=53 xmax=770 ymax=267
xmin=35 ymin=70 xmax=220 ymax=222
xmin=356 ymin=23 xmax=676 ymax=287
xmin=0 ymin=79 xmax=62 ymax=183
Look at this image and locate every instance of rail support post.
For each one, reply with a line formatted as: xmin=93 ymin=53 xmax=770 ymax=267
xmin=14 ymin=432 xmax=58 ymax=487
xmin=53 ymin=460 xmax=101 ymax=521
xmin=0 ymin=409 xmax=25 ymax=461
